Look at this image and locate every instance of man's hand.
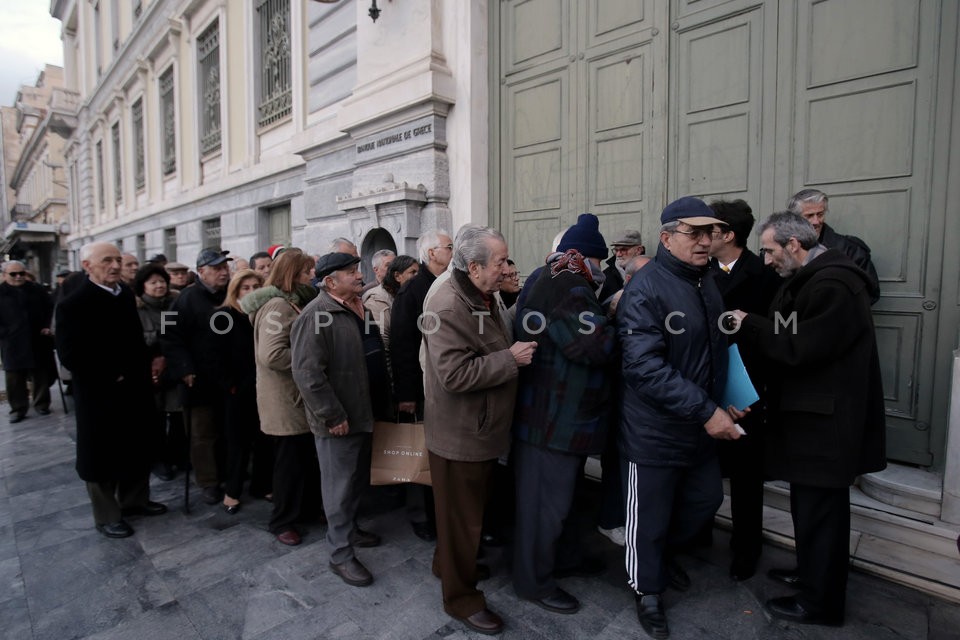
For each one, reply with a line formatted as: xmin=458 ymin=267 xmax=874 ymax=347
xmin=151 ymin=356 xmax=166 ymax=385
xmin=727 ymin=405 xmax=750 ymax=421
xmin=704 ymin=407 xmax=742 ymax=440
xmin=328 ymin=420 xmax=350 ymax=437
xmin=182 ymin=374 xmax=196 ymax=387
xmin=509 ymin=341 xmax=538 ymax=366
xmin=397 ymin=401 xmax=417 ymax=414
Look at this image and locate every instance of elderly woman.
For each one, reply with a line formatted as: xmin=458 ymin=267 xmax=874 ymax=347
xmin=361 ymin=254 xmax=418 ymax=350
xmin=240 ymin=249 xmax=321 ymax=545
xmin=215 ymin=269 xmax=269 ymax=514
xmin=134 ymin=264 xmax=183 ymax=481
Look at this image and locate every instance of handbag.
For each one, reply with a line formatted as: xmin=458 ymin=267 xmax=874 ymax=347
xmin=370 ymin=419 xmax=432 ymax=486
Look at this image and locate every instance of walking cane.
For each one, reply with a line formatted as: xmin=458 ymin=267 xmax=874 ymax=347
xmin=53 ymin=352 xmax=68 ymax=414
xmin=180 ymin=383 xmax=193 ymax=514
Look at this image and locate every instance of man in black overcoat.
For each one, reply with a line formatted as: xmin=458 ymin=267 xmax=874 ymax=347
xmin=0 ymin=260 xmax=55 ymax=422
xmin=706 ymin=199 xmax=781 ymax=581
xmin=729 ymin=212 xmax=886 ymax=627
xmin=56 ymin=242 xmax=166 ymax=538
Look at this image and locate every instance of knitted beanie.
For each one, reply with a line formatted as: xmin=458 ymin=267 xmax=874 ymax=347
xmin=557 ymin=213 xmax=608 ymax=259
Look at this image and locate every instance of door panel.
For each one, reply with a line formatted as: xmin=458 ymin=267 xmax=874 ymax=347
xmin=785 ymin=0 xmax=941 ymax=464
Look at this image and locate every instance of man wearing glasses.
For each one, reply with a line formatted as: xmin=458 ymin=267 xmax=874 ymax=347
xmin=0 ymin=261 xmax=54 ymax=423
xmin=617 ymin=197 xmax=744 ymax=639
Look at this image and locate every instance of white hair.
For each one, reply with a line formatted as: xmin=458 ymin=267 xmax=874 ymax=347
xmin=371 ymin=249 xmax=396 ymax=271
xmin=416 ymin=229 xmax=450 ymax=263
xmin=2 ymin=260 xmax=24 ymax=273
xmin=329 ymin=237 xmax=356 ymax=254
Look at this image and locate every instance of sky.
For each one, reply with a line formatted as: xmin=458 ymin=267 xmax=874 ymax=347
xmin=0 ymin=1 xmax=64 ymax=107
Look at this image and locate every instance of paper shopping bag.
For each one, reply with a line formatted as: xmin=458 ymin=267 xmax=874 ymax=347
xmin=370 ymin=420 xmax=432 ymax=486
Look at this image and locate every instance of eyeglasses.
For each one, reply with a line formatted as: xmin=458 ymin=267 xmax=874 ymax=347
xmin=505 ymin=272 xmax=519 ymax=279
xmin=437 ymin=244 xmax=453 ymax=250
xmin=6 ymin=271 xmax=26 ymax=277
xmin=672 ymin=228 xmax=722 ymax=241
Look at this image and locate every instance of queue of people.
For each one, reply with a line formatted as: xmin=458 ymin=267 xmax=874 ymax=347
xmin=1 ymin=187 xmax=885 ymax=640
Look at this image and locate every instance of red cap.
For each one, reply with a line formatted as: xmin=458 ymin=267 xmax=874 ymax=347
xmin=266 ymin=244 xmax=286 ymax=260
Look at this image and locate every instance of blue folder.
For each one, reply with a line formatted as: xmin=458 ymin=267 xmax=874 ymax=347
xmin=721 ymin=344 xmax=759 ymax=411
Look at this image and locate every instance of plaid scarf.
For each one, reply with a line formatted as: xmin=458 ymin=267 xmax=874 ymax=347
xmin=548 ymin=249 xmax=594 ymax=284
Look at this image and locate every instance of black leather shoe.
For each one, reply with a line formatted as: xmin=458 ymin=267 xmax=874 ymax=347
xmin=121 ymin=501 xmax=168 ymax=517
xmin=767 ymin=567 xmax=803 ymax=587
xmin=411 ymin=520 xmax=436 ymax=542
xmin=456 ymin=608 xmax=504 ymax=635
xmin=729 ymin=554 xmax=758 ymax=581
xmin=96 ymin=520 xmax=134 ymax=538
xmin=329 ymin=558 xmax=373 ymax=587
xmin=531 ymin=587 xmax=581 ymax=614
xmin=476 ymin=563 xmax=491 ymax=582
xmin=349 ymin=527 xmax=381 ymax=548
xmin=9 ymin=413 xmax=26 ymax=424
xmin=666 ymin=558 xmax=690 ymax=592
xmin=201 ymin=486 xmax=222 ymax=505
xmin=765 ymin=596 xmax=843 ymax=627
xmin=636 ymin=593 xmax=669 ymax=639
xmin=37 ymin=408 xmax=51 ymax=416
xmin=555 ymin=555 xmax=605 ymax=578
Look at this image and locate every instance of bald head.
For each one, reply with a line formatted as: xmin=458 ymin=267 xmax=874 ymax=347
xmin=81 ymin=242 xmax=123 ymax=287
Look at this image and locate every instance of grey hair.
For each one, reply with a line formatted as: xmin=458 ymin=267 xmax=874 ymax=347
xmin=416 ymin=228 xmax=450 ymax=263
xmin=624 ymin=255 xmax=649 ymax=278
xmin=786 ymin=189 xmax=829 ymax=215
xmin=371 ymin=249 xmax=395 ymax=271
xmin=328 ymin=237 xmax=356 ymax=254
xmin=2 ymin=260 xmax=25 ymax=273
xmin=758 ymin=211 xmax=819 ymax=250
xmin=452 ymin=227 xmax=505 ymax=272
xmin=659 ymin=220 xmax=680 ymax=234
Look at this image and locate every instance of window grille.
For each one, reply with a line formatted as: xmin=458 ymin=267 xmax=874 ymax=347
xmin=96 ymin=141 xmax=104 ymax=211
xmin=203 ymin=218 xmax=221 ymax=247
xmin=198 ymin=19 xmax=221 ymax=155
xmin=132 ymin=98 xmax=145 ymax=191
xmin=160 ymin=67 xmax=176 ymax=176
xmin=111 ymin=122 xmax=122 ymax=204
xmin=256 ymin=0 xmax=291 ymax=128
xmin=163 ymin=227 xmax=178 ymax=261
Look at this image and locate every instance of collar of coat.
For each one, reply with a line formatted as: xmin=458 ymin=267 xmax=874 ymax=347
xmin=450 ymin=268 xmax=496 ymax=312
xmin=655 ymin=243 xmax=710 ymax=282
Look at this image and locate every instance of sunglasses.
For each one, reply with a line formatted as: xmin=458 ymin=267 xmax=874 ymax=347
xmin=7 ymin=271 xmax=26 ymax=277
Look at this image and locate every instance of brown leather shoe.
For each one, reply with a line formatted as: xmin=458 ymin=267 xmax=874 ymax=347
xmin=276 ymin=530 xmax=301 ymax=546
xmin=457 ymin=608 xmax=504 ymax=635
xmin=329 ymin=558 xmax=373 ymax=587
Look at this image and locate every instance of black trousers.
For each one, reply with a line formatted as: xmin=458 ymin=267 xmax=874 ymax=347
xmin=5 ymin=369 xmax=51 ymax=415
xmin=223 ymin=392 xmax=272 ymax=500
xmin=598 ymin=432 xmax=625 ymax=530
xmin=716 ymin=428 xmax=765 ymax=561
xmin=268 ymin=432 xmax=320 ymax=534
xmin=85 ymin=476 xmax=150 ymax=526
xmin=790 ymin=483 xmax=850 ymax=618
xmin=512 ymin=441 xmax=584 ymax=599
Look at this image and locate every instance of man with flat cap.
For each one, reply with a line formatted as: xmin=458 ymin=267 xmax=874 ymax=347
xmin=617 ymin=197 xmax=744 ymax=639
xmin=291 ymin=252 xmax=391 ymax=588
xmin=161 ymin=247 xmax=232 ymax=504
xmin=599 ymin=229 xmax=645 ymax=305
xmin=164 ymin=261 xmax=191 ymax=291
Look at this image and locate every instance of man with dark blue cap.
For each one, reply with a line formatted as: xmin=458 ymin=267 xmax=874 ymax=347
xmin=616 ymin=196 xmax=744 ymax=639
xmin=161 ymin=247 xmax=233 ymax=504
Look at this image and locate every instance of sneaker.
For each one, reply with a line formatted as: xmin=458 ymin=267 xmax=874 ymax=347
xmin=598 ymin=525 xmax=626 ymax=546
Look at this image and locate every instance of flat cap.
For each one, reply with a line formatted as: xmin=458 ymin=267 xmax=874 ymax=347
xmin=196 ymin=247 xmax=232 ymax=269
xmin=165 ymin=261 xmax=189 ymax=272
xmin=610 ymin=230 xmax=643 ymax=247
xmin=315 ymin=252 xmax=361 ymax=280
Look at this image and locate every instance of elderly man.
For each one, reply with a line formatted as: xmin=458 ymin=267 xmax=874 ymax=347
xmin=599 ymin=229 xmax=644 ymax=304
xmin=165 ymin=261 xmax=191 ymax=291
xmin=161 ymin=247 xmax=232 ymax=504
xmin=706 ymin=199 xmax=781 ymax=581
xmin=291 ymin=252 xmax=391 ymax=588
xmin=55 ymin=242 xmax=166 ymax=538
xmin=390 ymin=228 xmax=453 ymax=541
xmin=512 ymin=227 xmax=618 ymax=614
xmin=362 ymin=249 xmax=395 ymax=295
xmin=786 ymin=189 xmax=879 ymax=303
xmin=618 ymin=197 xmax=743 ymax=640
xmin=729 ymin=212 xmax=885 ymax=627
xmin=422 ymin=226 xmax=537 ymax=635
xmin=120 ymin=253 xmax=140 ymax=288
xmin=0 ymin=260 xmax=55 ymax=422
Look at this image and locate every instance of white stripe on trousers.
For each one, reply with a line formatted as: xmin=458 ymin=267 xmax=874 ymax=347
xmin=625 ymin=460 xmax=640 ymax=593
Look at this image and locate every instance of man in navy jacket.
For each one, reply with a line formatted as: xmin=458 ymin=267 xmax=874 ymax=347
xmin=617 ymin=197 xmax=743 ymax=640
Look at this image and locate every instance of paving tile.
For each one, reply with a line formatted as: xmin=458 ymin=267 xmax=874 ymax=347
xmin=78 ymin=602 xmax=203 ymax=640
xmin=4 ymin=460 xmax=77 ymax=498
xmin=0 ymin=555 xmax=23 ymax=603
xmin=0 ymin=596 xmax=33 ymax=640
xmin=8 ymin=481 xmax=89 ymax=523
xmin=12 ymin=502 xmax=96 ymax=554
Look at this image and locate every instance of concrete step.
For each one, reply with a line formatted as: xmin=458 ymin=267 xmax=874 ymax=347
xmin=860 ymin=466 xmax=943 ymax=517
